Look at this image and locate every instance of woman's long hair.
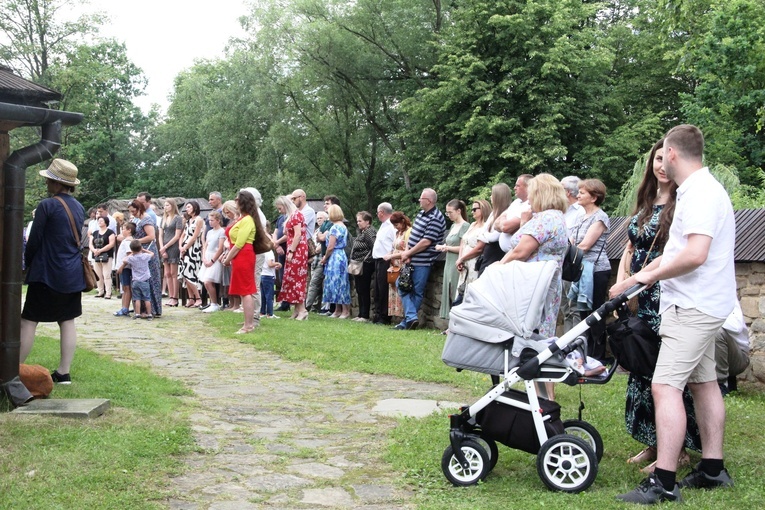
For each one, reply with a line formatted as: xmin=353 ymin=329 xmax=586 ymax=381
xmin=633 ymin=138 xmax=677 ymax=246
xmin=487 ymin=183 xmax=512 ymax=232
xmin=163 ymin=199 xmax=180 ymax=222
xmin=238 ymin=190 xmax=271 ymax=252
xmin=447 ymin=199 xmax=468 ymax=221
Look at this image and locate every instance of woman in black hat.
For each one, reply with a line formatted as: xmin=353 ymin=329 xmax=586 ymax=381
xmin=20 ymin=159 xmax=86 ymax=384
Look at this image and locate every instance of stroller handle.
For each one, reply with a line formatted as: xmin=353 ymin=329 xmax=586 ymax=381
xmin=595 ymin=283 xmax=647 ymax=317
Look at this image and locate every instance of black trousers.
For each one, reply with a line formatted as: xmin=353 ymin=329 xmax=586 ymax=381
xmin=354 ymin=259 xmax=376 ymax=319
xmin=373 ymin=258 xmax=390 ymax=323
xmin=581 ymin=269 xmax=611 ymax=360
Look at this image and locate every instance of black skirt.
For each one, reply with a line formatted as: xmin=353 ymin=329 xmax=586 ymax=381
xmin=22 ymin=283 xmax=82 ymax=323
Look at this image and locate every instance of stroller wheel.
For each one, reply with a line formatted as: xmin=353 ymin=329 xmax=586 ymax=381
xmin=441 ymin=439 xmax=490 ymax=486
xmin=477 ymin=436 xmax=499 ymax=471
xmin=563 ymin=419 xmax=604 ymax=462
xmin=536 ymin=435 xmax=597 ymax=493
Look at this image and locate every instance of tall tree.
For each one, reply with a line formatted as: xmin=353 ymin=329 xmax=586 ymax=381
xmin=0 ymin=0 xmax=105 ymax=83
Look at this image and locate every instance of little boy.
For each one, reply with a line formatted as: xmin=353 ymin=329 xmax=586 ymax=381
xmin=117 ymin=240 xmax=155 ymax=320
xmin=260 ymin=245 xmax=281 ymax=318
xmin=113 ymin=222 xmax=136 ymax=316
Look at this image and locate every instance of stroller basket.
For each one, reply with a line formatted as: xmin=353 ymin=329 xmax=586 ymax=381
xmin=477 ymin=389 xmax=564 ymax=454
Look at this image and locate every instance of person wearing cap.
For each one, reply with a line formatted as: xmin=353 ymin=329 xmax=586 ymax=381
xmin=20 ymin=159 xmax=87 ymax=385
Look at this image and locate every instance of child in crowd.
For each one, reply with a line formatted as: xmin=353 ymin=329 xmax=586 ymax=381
xmin=118 ymin=240 xmax=156 ymax=320
xmin=113 ymin=222 xmax=136 ymax=317
xmin=260 ymin=236 xmax=281 ymax=318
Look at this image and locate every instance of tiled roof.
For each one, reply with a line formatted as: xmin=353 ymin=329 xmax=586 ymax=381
xmin=606 ymin=209 xmax=765 ymax=263
xmin=0 ymin=65 xmax=61 ymax=105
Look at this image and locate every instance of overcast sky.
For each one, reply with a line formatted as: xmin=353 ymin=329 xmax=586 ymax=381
xmin=85 ymin=0 xmax=249 ymax=114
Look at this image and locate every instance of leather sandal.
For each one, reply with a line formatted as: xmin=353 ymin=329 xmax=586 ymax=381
xmin=627 ymin=446 xmax=657 ymax=465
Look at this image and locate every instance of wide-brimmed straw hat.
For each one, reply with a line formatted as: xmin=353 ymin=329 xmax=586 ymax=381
xmin=39 ymin=158 xmax=80 ymax=186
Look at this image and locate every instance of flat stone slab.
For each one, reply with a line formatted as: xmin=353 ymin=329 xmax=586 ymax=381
xmin=11 ymin=398 xmax=110 ymax=419
xmin=371 ymin=398 xmax=462 ymax=418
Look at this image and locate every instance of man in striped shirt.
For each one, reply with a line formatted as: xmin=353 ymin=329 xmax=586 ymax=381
xmin=395 ymin=188 xmax=446 ymax=330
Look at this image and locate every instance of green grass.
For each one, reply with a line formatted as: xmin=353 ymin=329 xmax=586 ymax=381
xmin=211 ymin=310 xmax=765 ymax=509
xmin=0 ymin=337 xmax=194 ymax=510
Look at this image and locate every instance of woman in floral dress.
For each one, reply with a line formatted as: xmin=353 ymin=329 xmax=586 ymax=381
xmin=616 ymin=138 xmax=700 ymax=472
xmin=277 ymin=196 xmax=309 ymax=320
xmin=129 ymin=200 xmax=162 ymax=317
xmin=499 ymin=174 xmax=568 ymax=337
xmin=321 ymin=204 xmax=351 ymax=318
xmin=382 ymin=211 xmax=412 ymax=321
xmin=179 ymin=201 xmax=205 ymax=307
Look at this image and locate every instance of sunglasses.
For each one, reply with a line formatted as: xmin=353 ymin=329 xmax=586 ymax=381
xmin=471 ymin=207 xmax=480 ymax=211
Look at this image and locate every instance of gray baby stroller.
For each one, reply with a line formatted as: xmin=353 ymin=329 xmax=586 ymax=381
xmin=441 ymin=260 xmax=642 ymax=492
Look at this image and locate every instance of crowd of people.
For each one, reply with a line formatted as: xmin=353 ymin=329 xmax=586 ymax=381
xmin=20 ymin=123 xmax=752 ymax=505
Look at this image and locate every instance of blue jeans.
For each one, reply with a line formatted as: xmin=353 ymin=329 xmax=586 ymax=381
xmin=260 ymin=275 xmax=275 ymax=316
xmin=399 ymin=264 xmax=431 ymax=324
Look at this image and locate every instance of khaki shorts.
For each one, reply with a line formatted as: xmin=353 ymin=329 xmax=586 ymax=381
xmin=654 ymin=306 xmax=726 ymax=390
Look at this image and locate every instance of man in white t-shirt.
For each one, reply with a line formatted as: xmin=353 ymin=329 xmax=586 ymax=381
xmin=612 ymin=125 xmax=736 ymax=504
xmin=372 ymin=202 xmax=396 ymax=325
xmin=290 ymin=189 xmax=316 ymax=238
xmin=559 ymin=175 xmax=585 ymax=333
xmin=496 ymin=174 xmax=533 ymax=252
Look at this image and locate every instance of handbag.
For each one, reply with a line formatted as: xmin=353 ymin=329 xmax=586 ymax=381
xmin=606 ymin=307 xmax=661 ymax=377
xmin=55 ymin=196 xmax=98 ymax=292
xmin=561 ymin=242 xmax=585 ymax=282
xmin=386 ymin=264 xmax=401 ymax=285
xmin=398 ymin=263 xmax=414 ymax=294
xmin=347 ymin=259 xmax=363 ymax=275
xmin=624 ymin=226 xmax=661 ymax=313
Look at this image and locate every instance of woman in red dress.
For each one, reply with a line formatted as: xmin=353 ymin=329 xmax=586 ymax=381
xmin=276 ymin=195 xmax=309 ymax=320
xmin=222 ymin=191 xmax=258 ymax=334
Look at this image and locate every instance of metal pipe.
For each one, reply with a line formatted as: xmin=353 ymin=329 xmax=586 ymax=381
xmin=0 ymin=101 xmax=83 ymax=406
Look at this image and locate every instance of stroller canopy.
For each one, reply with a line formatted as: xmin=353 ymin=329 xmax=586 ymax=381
xmin=449 ymin=260 xmax=558 ymax=342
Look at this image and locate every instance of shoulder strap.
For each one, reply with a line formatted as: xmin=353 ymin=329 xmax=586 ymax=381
xmin=54 ymin=196 xmax=81 ymax=247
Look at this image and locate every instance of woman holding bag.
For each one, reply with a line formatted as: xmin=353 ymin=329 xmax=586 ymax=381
xmin=615 ymin=138 xmax=700 ymax=473
xmin=382 ymin=212 xmax=412 ymax=323
xmin=90 ymin=216 xmax=116 ymax=299
xmin=21 ymin=159 xmax=86 ymax=384
xmin=349 ymin=211 xmax=377 ymax=322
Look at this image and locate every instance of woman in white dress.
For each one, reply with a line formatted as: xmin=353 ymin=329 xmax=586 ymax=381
xmin=199 ymin=211 xmax=226 ymax=312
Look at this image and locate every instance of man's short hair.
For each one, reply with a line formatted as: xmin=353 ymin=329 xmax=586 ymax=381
xmin=560 ymin=176 xmax=581 ymax=198
xmin=665 ymin=124 xmax=704 ymax=161
xmin=518 ymin=174 xmax=534 ymax=184
xmin=323 ymin=195 xmax=340 ymax=205
xmin=137 ymin=191 xmax=152 ymax=201
xmin=97 ymin=203 xmax=109 ymax=212
xmin=377 ymin=202 xmax=393 ymax=214
xmin=209 ymin=191 xmax=222 ymax=201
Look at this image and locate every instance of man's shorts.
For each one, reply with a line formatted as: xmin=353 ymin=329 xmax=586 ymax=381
xmin=654 ymin=306 xmax=726 ymax=390
xmin=131 ymin=280 xmax=151 ymax=302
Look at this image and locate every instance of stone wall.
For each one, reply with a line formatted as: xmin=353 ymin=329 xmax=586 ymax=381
xmin=735 ymin=262 xmax=765 ymax=386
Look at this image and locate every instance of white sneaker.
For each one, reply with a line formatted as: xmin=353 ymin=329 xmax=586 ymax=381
xmin=268 ymin=314 xmax=280 ymax=319
xmin=202 ymin=304 xmax=220 ymax=313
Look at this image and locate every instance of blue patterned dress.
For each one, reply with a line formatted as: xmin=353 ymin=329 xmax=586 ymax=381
xmin=322 ymin=223 xmax=351 ymax=305
xmin=507 ymin=209 xmax=568 ymax=337
xmin=136 ymin=215 xmax=162 ymax=316
xmin=624 ymin=205 xmax=701 ymax=451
